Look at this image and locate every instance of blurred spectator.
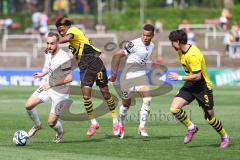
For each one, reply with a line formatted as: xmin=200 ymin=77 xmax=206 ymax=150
xmin=155 ymin=20 xmax=163 ymax=34
xmin=0 ymin=17 xmax=21 ymax=31
xmin=224 ymin=22 xmax=240 ymax=58
xmin=25 ymin=11 xmax=49 ymax=35
xmin=82 ymin=0 xmax=90 ymax=14
xmin=39 ymin=12 xmax=49 ymax=36
xmin=76 ymin=0 xmax=84 ymax=13
xmin=219 ymin=8 xmax=231 ymax=31
xmin=146 ymin=19 xmax=153 ymax=25
xmin=166 ymin=0 xmax=174 ymax=7
xmin=96 ymin=24 xmax=106 ymax=33
xmin=32 ymin=10 xmax=41 ymax=31
xmin=180 ymin=19 xmax=195 ymax=44
xmin=53 ymin=0 xmax=69 ymax=16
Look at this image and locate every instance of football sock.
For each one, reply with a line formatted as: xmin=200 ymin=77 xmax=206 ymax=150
xmin=171 ymin=108 xmax=193 ymax=128
xmin=106 ymin=96 xmax=118 ymax=123
xmin=84 ymin=99 xmax=95 ymax=120
xmin=91 ymin=119 xmax=98 ymax=125
xmin=53 ymin=120 xmax=63 ymax=134
xmin=119 ymin=105 xmax=128 ymax=125
xmin=26 ymin=108 xmax=41 ymax=127
xmin=139 ymin=109 xmax=149 ymax=128
xmin=207 ymin=117 xmax=228 ymax=137
xmin=139 ymin=97 xmax=151 ymax=128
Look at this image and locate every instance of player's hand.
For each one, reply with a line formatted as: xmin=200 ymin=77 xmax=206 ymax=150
xmin=33 ymin=72 xmax=43 ymax=78
xmin=42 ymin=83 xmax=51 ymax=91
xmin=108 ymin=74 xmax=117 ymax=82
xmin=168 ymin=72 xmax=179 ymax=80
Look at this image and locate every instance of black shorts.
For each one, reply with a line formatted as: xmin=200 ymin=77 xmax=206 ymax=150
xmin=79 ymin=55 xmax=108 ymax=88
xmin=176 ymin=86 xmax=214 ymax=110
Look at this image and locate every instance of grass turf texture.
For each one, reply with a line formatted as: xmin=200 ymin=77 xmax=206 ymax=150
xmin=0 ymin=86 xmax=239 ymax=160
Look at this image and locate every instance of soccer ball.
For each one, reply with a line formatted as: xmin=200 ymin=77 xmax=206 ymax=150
xmin=13 ymin=130 xmax=29 ymax=146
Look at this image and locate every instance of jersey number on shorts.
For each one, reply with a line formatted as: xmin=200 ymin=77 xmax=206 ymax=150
xmin=97 ymin=72 xmax=103 ymax=80
xmin=37 ymin=87 xmax=44 ymax=93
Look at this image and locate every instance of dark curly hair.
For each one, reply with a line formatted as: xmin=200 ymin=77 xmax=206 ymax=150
xmin=55 ymin=17 xmax=73 ymax=28
xmin=168 ymin=29 xmax=188 ymax=44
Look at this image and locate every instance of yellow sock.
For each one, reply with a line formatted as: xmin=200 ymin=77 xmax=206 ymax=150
xmin=207 ymin=117 xmax=227 ymax=137
xmin=84 ymin=99 xmax=95 ymax=119
xmin=106 ymin=97 xmax=117 ymax=118
xmin=170 ymin=107 xmax=192 ymax=128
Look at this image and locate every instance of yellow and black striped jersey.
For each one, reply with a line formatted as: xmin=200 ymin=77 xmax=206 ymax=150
xmin=178 ymin=45 xmax=212 ymax=90
xmin=66 ymin=26 xmax=101 ymax=63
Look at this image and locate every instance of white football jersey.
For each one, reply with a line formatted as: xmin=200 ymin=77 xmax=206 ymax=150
xmin=123 ymin=38 xmax=154 ymax=79
xmin=44 ymin=49 xmax=72 ymax=94
xmin=124 ymin=38 xmax=154 ymax=65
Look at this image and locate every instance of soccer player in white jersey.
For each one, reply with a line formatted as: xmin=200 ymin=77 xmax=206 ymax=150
xmin=109 ymin=24 xmax=155 ymax=138
xmin=25 ymin=32 xmax=72 ymax=143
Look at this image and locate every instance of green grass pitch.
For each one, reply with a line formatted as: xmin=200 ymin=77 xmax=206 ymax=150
xmin=0 ymin=86 xmax=239 ymax=160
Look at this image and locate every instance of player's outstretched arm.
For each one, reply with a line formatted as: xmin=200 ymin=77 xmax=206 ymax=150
xmin=109 ymin=49 xmax=126 ymax=82
xmin=59 ymin=34 xmax=74 ymax=44
xmin=33 ymin=67 xmax=48 ymax=79
xmin=168 ymin=71 xmax=201 ymax=81
xmin=50 ymin=72 xmax=73 ymax=87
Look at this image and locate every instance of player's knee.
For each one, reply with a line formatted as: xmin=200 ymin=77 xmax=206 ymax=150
xmin=25 ymin=101 xmax=34 ymax=110
xmin=122 ymin=99 xmax=131 ymax=107
xmin=48 ymin=120 xmax=56 ymax=128
xmin=143 ymin=97 xmax=151 ymax=105
xmin=83 ymin=96 xmax=91 ymax=101
xmin=170 ymin=107 xmax=180 ymax=114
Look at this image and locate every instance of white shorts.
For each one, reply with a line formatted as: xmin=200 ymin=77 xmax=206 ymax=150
xmin=120 ymin=72 xmax=150 ymax=99
xmin=33 ymin=87 xmax=69 ymax=116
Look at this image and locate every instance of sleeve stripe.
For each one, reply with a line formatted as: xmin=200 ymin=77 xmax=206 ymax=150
xmin=123 ymin=46 xmax=130 ymax=54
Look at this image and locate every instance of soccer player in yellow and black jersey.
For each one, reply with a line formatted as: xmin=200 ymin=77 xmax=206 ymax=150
xmin=55 ymin=17 xmax=118 ymax=136
xmin=168 ymin=29 xmax=229 ymax=148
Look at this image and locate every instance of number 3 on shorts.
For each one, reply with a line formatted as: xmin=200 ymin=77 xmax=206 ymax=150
xmin=97 ymin=72 xmax=103 ymax=80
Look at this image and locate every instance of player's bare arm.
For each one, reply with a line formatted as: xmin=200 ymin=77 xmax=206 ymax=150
xmin=33 ymin=67 xmax=48 ymax=78
xmin=59 ymin=34 xmax=74 ymax=44
xmin=109 ymin=49 xmax=126 ymax=82
xmin=51 ymin=73 xmax=72 ymax=87
xmin=168 ymin=71 xmax=201 ymax=81
xmin=42 ymin=73 xmax=72 ymax=91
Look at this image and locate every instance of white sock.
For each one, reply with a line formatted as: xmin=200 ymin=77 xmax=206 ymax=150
xmin=27 ymin=108 xmax=41 ymax=127
xmin=53 ymin=120 xmax=63 ymax=134
xmin=91 ymin=118 xmax=98 ymax=125
xmin=113 ymin=117 xmax=118 ymax=124
xmin=139 ymin=109 xmax=149 ymax=128
xmin=119 ymin=105 xmax=128 ymax=125
xmin=139 ymin=97 xmax=151 ymax=128
xmin=188 ymin=123 xmax=195 ymax=130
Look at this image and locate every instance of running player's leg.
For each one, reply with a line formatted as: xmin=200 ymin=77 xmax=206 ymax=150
xmin=196 ymin=88 xmax=229 ymax=148
xmin=96 ymin=67 xmax=118 ymax=134
xmin=25 ymin=88 xmax=47 ymax=137
xmin=118 ymin=98 xmax=131 ymax=139
xmin=81 ymin=86 xmax=100 ymax=136
xmin=170 ymin=87 xmax=198 ymax=144
xmin=80 ymin=64 xmax=99 ymax=136
xmin=48 ymin=97 xmax=68 ymax=143
xmin=138 ymin=85 xmax=151 ymax=137
xmin=48 ymin=113 xmax=64 ymax=143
